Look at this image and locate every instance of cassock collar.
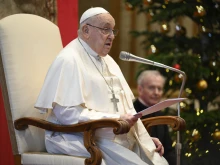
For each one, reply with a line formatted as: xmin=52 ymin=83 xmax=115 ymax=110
xmin=78 ymin=37 xmax=101 ymax=60
xmin=138 ymin=97 xmax=150 ymax=107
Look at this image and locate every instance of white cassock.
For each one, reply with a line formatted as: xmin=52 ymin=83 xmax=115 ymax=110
xmin=35 ymin=38 xmax=168 ymax=165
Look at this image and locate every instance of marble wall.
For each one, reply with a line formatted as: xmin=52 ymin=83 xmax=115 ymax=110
xmin=0 ymin=0 xmax=56 ymax=23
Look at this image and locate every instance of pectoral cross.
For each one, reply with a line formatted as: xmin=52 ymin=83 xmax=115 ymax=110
xmin=111 ymin=92 xmax=119 ymax=112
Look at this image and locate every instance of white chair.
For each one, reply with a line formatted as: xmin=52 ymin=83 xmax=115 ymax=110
xmin=0 ymin=14 xmax=185 ymax=165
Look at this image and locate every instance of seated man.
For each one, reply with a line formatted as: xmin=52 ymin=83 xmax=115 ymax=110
xmin=133 ymin=70 xmax=176 ymax=165
xmin=35 ymin=7 xmax=168 ymax=165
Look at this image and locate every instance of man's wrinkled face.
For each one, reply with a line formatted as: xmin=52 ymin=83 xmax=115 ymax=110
xmin=138 ymin=75 xmax=164 ymax=106
xmin=86 ymin=13 xmax=116 ymax=56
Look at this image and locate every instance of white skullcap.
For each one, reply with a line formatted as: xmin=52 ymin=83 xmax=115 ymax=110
xmin=80 ymin=7 xmax=109 ymax=24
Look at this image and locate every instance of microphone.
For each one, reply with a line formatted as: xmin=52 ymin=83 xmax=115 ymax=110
xmin=119 ymin=51 xmax=186 ymax=79
xmin=120 ymin=51 xmax=162 ymax=66
xmin=120 ymin=51 xmax=186 ymax=165
xmin=119 ymin=51 xmax=186 ymax=98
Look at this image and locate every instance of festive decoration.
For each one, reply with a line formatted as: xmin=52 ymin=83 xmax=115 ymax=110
xmin=213 ymin=130 xmax=220 ymax=140
xmin=174 ymin=73 xmax=183 ymax=83
xmin=192 ymin=129 xmax=200 ymax=141
xmin=164 ymin=0 xmax=169 ymax=4
xmin=125 ymin=2 xmax=133 ymax=11
xmin=175 ymin=25 xmax=186 ymax=36
xmin=150 ymin=44 xmax=157 ymax=54
xmin=197 ymin=79 xmax=208 ymax=90
xmin=180 ymin=101 xmax=190 ymax=111
xmin=144 ymin=0 xmax=153 ymax=6
xmin=173 ymin=63 xmax=181 ymax=70
xmin=194 ymin=5 xmax=206 ymax=17
xmin=124 ymin=0 xmax=220 ymax=164
xmin=209 ymin=60 xmax=218 ymax=68
xmin=148 ymin=9 xmax=155 ymax=17
xmin=161 ymin=22 xmax=170 ymax=33
xmin=214 ymin=2 xmax=219 ymax=9
xmin=199 ymin=25 xmax=212 ymax=33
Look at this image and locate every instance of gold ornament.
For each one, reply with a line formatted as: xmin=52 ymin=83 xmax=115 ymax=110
xmin=149 ymin=44 xmax=157 ymax=54
xmin=213 ymin=131 xmax=220 ymax=141
xmin=161 ymin=22 xmax=170 ymax=34
xmin=197 ymin=79 xmax=208 ymax=90
xmin=192 ymin=129 xmax=200 ymax=141
xmin=180 ymin=101 xmax=190 ymax=112
xmin=199 ymin=25 xmax=211 ymax=33
xmin=194 ymin=5 xmax=206 ymax=17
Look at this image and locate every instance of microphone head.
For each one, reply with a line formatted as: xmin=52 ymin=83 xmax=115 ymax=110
xmin=119 ymin=51 xmax=130 ymax=61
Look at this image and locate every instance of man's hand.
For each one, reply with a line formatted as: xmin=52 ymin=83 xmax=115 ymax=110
xmin=120 ymin=113 xmax=142 ymax=126
xmin=152 ymin=137 xmax=164 ymax=156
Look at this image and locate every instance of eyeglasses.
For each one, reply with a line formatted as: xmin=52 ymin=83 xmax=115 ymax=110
xmin=143 ymin=85 xmax=164 ymax=93
xmin=86 ymin=24 xmax=119 ymax=36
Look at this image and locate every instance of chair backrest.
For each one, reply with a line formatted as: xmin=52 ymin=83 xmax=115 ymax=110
xmin=0 ymin=14 xmax=63 ymax=155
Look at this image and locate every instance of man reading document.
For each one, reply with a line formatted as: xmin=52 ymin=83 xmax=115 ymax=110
xmin=35 ymin=7 xmax=168 ymax=165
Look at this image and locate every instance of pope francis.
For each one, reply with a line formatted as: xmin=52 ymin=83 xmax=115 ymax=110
xmin=35 ymin=7 xmax=169 ymax=165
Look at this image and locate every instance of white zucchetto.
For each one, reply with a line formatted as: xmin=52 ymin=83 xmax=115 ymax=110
xmin=80 ymin=7 xmax=109 ymax=24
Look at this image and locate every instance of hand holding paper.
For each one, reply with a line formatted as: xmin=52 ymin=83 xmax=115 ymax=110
xmin=134 ymin=98 xmax=187 ymax=118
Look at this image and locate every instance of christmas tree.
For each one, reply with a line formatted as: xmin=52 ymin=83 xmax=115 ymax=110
xmin=124 ymin=0 xmax=220 ymax=164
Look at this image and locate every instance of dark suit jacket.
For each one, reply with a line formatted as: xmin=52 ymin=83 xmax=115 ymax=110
xmin=133 ymin=98 xmax=176 ymax=165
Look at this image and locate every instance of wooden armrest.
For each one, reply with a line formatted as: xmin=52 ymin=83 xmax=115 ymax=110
xmin=14 ymin=117 xmax=130 ymax=165
xmin=141 ymin=116 xmax=186 ymax=133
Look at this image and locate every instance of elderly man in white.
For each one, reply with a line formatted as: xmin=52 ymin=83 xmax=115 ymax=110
xmin=35 ymin=7 xmax=168 ymax=165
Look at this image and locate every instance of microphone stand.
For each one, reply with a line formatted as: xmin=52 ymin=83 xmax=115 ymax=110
xmin=140 ymin=62 xmax=186 ymax=165
xmin=167 ymin=67 xmax=186 ymax=165
xmin=120 ymin=52 xmax=186 ymax=165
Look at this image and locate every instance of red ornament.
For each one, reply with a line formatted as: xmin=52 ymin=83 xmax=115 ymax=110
xmin=173 ymin=63 xmax=181 ymax=70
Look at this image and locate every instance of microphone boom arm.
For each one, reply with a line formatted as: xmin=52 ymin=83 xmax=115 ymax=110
xmin=120 ymin=51 xmax=186 ymax=165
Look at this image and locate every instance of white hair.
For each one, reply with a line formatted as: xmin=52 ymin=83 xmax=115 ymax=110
xmin=137 ymin=70 xmax=166 ymax=86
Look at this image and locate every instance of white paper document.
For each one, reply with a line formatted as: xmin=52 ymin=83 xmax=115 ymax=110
xmin=134 ymin=98 xmax=187 ymax=117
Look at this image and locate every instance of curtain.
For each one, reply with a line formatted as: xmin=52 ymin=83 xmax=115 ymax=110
xmin=0 ymin=88 xmax=14 ymax=165
xmin=0 ymin=1 xmax=78 ymax=164
xmin=57 ymin=0 xmax=78 ymax=46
